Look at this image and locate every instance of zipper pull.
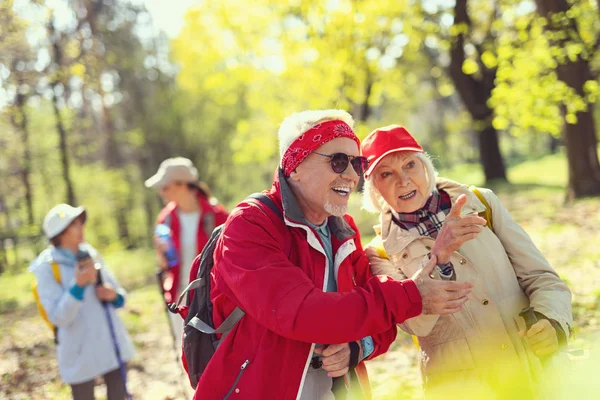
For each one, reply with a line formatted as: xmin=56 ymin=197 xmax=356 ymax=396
xmin=241 ymin=360 xmax=250 ymax=370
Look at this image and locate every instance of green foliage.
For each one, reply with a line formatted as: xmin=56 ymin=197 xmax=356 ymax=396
xmin=491 ymin=1 xmax=600 ymax=137
xmin=2 ymin=0 xmax=600 ymax=272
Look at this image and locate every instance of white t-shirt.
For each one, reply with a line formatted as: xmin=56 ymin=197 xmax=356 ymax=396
xmin=177 ymin=210 xmax=201 ymax=294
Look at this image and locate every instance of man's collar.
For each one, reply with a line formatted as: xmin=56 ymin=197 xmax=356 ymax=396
xmin=277 ymin=168 xmax=355 ymax=241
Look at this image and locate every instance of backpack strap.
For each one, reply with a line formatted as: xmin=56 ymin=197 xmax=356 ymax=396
xmin=169 ymin=277 xmax=203 ymax=312
xmin=246 ymin=193 xmax=283 ymax=221
xmin=469 ymin=186 xmax=494 ymax=232
xmin=32 ymin=260 xmax=61 ymax=341
xmin=371 ymin=235 xmax=389 ymax=260
xmin=187 ymin=307 xmax=245 ymax=347
xmin=188 ymin=307 xmax=245 ymax=336
xmin=51 ymin=261 xmax=61 ymax=282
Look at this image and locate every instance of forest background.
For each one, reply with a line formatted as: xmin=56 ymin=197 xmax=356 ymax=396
xmin=1 ymin=0 xmax=600 ymax=399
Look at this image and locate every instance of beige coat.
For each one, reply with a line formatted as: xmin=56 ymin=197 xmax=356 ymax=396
xmin=365 ymin=179 xmax=573 ymax=398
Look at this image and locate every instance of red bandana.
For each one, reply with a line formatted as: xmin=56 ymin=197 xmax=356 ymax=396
xmin=281 ymin=120 xmax=360 ymax=176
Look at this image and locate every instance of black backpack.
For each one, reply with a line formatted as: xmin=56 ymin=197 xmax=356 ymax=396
xmin=168 ymin=193 xmax=283 ymax=388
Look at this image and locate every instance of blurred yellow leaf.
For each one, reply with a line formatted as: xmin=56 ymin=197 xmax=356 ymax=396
xmin=462 ymin=59 xmax=479 ymax=75
xmin=70 ymin=63 xmax=86 ymax=77
xmin=565 ymin=114 xmax=577 ymax=124
xmin=481 ymin=51 xmax=497 ymax=69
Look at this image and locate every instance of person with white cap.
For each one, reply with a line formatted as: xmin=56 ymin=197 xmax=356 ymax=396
xmin=29 ymin=204 xmax=135 ymax=400
xmin=361 ymin=125 xmax=572 ymax=397
xmin=145 ymin=157 xmax=228 ymax=352
xmin=191 ymin=110 xmax=473 ymax=400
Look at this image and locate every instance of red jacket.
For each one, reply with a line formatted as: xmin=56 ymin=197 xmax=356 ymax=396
xmin=156 ymin=193 xmax=229 ymax=303
xmin=193 ymin=172 xmax=423 ymax=400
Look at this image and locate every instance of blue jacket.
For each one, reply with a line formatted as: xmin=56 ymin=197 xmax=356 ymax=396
xmin=29 ymin=244 xmax=135 ymax=384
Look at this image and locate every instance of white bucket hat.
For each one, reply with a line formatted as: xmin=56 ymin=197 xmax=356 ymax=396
xmin=145 ymin=157 xmax=198 ymax=189
xmin=43 ymin=204 xmax=87 ymax=239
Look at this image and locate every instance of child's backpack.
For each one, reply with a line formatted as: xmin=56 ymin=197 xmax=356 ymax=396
xmin=32 ymin=261 xmax=61 ymax=342
xmin=168 ymin=193 xmax=286 ymax=388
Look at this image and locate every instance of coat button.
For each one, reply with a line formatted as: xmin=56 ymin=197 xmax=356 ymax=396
xmin=425 ymin=245 xmax=431 ymax=251
xmin=235 ymin=388 xmax=240 ymax=393
xmin=482 ymin=299 xmax=489 ymax=305
xmin=402 ymin=253 xmax=408 ymax=259
xmin=459 ymin=259 xmax=467 ymax=265
xmin=501 ymin=344 xmax=508 ymax=350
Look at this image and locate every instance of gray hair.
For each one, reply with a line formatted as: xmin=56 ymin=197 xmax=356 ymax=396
xmin=278 ymin=109 xmax=355 ymax=161
xmin=362 ymin=152 xmax=438 ymax=213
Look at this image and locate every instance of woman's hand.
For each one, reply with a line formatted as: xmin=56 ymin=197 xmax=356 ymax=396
xmin=430 ymin=194 xmax=487 ymax=263
xmin=520 ymin=319 xmax=559 ymax=357
xmin=96 ymin=283 xmax=118 ymax=302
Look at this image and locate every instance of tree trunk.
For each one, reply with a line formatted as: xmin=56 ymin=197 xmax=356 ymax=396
xmin=98 ymin=88 xmax=131 ymax=244
xmin=479 ymin=124 xmax=507 ymax=181
xmin=535 ymin=0 xmax=600 ymax=198
xmin=564 ymin=104 xmax=600 ymax=198
xmin=548 ymin=134 xmax=560 ymax=154
xmin=0 ymin=194 xmax=8 ymax=273
xmin=11 ymin=91 xmax=34 ymax=225
xmin=353 ymin=68 xmax=373 ymax=122
xmin=449 ymin=0 xmax=507 ymax=183
xmin=0 ymin=237 xmax=6 ymax=274
xmin=48 ymin=14 xmax=76 ymax=205
xmin=52 ymin=88 xmax=77 ymax=205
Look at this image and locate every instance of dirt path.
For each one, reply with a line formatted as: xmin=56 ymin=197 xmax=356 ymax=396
xmin=0 ymin=288 xmax=194 ymax=400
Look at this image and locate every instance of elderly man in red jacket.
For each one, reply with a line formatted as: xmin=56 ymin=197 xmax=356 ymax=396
xmin=195 ymin=110 xmax=473 ymax=400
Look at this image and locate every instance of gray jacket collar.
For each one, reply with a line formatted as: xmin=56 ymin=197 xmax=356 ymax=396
xmin=277 ymin=168 xmax=356 ymax=242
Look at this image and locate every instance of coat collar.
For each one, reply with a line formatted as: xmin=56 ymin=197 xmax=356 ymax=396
xmin=274 ymin=167 xmax=356 ymax=242
xmin=375 ymin=178 xmax=487 ymax=254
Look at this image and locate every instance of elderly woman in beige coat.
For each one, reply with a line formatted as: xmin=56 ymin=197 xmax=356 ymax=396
xmin=361 ymin=125 xmax=572 ymax=398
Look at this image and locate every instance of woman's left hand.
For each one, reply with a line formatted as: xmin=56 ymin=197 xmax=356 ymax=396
xmin=520 ymin=319 xmax=559 ymax=357
xmin=96 ymin=284 xmax=118 ymax=302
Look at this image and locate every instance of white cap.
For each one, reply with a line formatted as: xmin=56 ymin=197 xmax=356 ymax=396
xmin=43 ymin=204 xmax=87 ymax=239
xmin=145 ymin=157 xmax=198 ymax=189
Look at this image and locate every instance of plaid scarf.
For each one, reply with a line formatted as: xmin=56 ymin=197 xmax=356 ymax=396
xmin=392 ymin=189 xmax=452 ymax=238
xmin=392 ymin=189 xmax=453 ymax=276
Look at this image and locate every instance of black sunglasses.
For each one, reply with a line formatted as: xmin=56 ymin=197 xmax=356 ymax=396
xmin=313 ymin=152 xmax=370 ymax=175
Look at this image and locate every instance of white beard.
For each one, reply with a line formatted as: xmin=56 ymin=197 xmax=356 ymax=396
xmin=324 ymin=200 xmax=347 ymax=217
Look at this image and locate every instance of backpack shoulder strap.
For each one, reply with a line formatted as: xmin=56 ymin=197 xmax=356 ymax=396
xmin=50 ymin=261 xmax=61 ymax=283
xmin=469 ymin=186 xmax=494 ymax=233
xmin=246 ymin=192 xmax=283 ymax=221
xmin=371 ymin=234 xmax=389 ymax=260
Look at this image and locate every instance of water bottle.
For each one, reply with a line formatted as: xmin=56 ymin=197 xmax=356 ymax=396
xmin=155 ymin=224 xmax=178 ymax=268
xmin=76 ymin=247 xmax=102 ymax=286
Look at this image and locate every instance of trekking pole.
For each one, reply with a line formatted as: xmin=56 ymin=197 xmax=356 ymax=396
xmin=93 ymin=263 xmax=132 ymax=400
xmin=156 ymin=269 xmax=190 ymax=397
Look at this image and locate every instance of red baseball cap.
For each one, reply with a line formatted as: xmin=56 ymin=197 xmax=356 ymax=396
xmin=361 ymin=125 xmax=423 ymax=178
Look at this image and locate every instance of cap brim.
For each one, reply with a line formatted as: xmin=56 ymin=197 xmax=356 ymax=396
xmin=75 ymin=207 xmax=87 ymax=224
xmin=144 ymin=173 xmax=165 ymax=189
xmin=364 ymin=147 xmax=424 ymax=178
